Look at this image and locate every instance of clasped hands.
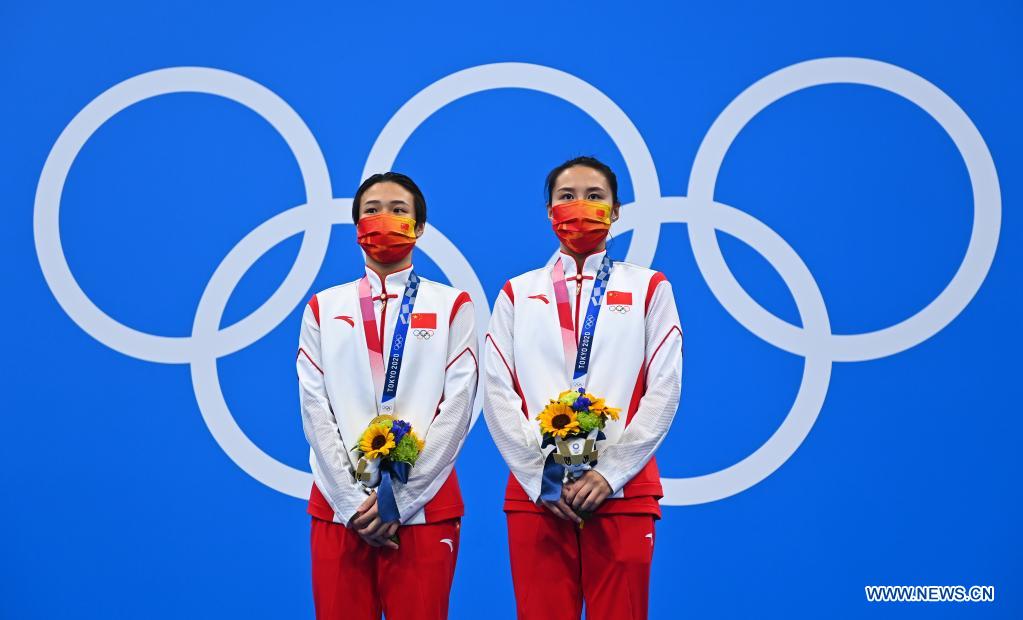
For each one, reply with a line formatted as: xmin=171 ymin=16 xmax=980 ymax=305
xmin=350 ymin=470 xmax=612 ymax=542
xmin=349 ymin=492 xmax=400 ymax=549
xmin=539 ymin=470 xmax=612 ymax=523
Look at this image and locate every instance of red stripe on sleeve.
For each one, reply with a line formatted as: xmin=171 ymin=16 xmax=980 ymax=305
xmin=645 ymin=272 xmax=667 ymax=314
xmin=625 ymin=325 xmax=681 ymax=424
xmin=626 ymin=361 xmax=646 ymax=425
xmin=645 ymin=325 xmax=682 ymax=384
xmin=308 ymin=294 xmax=320 ymax=325
xmin=485 ymin=334 xmax=529 ymax=418
xmin=501 ymin=280 xmax=515 ymax=305
xmin=297 ymin=347 xmax=323 ymax=374
xmin=450 ymin=291 xmax=472 ymax=326
xmin=445 ymin=346 xmax=479 ymax=371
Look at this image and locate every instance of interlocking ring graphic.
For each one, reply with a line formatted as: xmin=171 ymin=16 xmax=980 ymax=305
xmin=34 ymin=59 xmax=1000 ymax=506
xmin=412 ymin=329 xmax=435 ymax=340
xmin=607 ymin=305 xmax=631 ymax=314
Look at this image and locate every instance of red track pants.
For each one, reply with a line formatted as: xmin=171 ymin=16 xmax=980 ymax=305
xmin=310 ymin=517 xmax=460 ymax=620
xmin=506 ymin=511 xmax=656 ymax=620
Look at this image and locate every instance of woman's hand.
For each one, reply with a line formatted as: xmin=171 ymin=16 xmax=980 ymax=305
xmin=538 ymin=493 xmax=584 ymax=524
xmin=563 ymin=470 xmax=612 ymax=513
xmin=350 ymin=492 xmax=400 ymax=549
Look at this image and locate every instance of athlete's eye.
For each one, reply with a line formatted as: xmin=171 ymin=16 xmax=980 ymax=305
xmin=560 ymin=192 xmax=574 ymax=201
xmin=588 ymin=193 xmax=603 ymax=201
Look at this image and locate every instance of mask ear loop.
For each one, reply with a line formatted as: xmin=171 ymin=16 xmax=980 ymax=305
xmin=605 ymin=205 xmax=619 ymax=254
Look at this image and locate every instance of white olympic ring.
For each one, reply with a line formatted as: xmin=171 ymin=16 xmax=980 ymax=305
xmin=34 ymin=58 xmax=1000 ymax=506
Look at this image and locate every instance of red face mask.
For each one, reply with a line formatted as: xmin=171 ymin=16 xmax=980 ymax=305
xmin=356 ymin=213 xmax=418 ymax=264
xmin=551 ymin=200 xmax=613 ymax=254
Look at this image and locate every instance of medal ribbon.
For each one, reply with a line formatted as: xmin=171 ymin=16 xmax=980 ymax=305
xmin=541 ymin=254 xmax=613 ymax=506
xmin=550 ymin=253 xmax=614 ymax=390
xmin=357 ymin=270 xmax=421 ymax=415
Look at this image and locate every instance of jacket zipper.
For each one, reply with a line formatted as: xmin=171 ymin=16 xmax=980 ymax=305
xmin=379 ymin=279 xmax=388 ymax=349
xmin=574 ymin=277 xmax=582 ymax=342
xmin=573 ymin=258 xmax=585 ymax=342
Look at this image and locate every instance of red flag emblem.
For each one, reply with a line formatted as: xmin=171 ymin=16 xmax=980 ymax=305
xmin=411 ymin=312 xmax=437 ymax=329
xmin=606 ymin=291 xmax=632 ymax=305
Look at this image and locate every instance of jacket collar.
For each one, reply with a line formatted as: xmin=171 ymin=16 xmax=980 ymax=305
xmin=557 ymin=248 xmax=607 ymax=282
xmin=364 ymin=263 xmax=413 ymax=296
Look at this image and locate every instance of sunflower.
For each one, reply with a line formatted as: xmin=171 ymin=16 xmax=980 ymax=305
xmin=605 ymin=406 xmax=622 ymax=421
xmin=537 ymin=403 xmax=581 ymax=438
xmin=359 ymin=424 xmax=396 ymax=459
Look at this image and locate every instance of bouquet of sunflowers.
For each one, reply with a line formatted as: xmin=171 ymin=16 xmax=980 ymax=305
xmin=353 ymin=415 xmax=424 ymax=488
xmin=537 ymin=388 xmax=621 ymax=477
xmin=350 ymin=415 xmax=424 ymax=534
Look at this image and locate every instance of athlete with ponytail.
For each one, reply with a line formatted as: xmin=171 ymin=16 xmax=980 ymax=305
xmin=484 ymin=157 xmax=683 ymax=619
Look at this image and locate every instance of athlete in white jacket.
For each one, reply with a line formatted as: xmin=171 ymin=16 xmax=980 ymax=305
xmin=484 ymin=157 xmax=682 ymax=620
xmin=297 ymin=173 xmax=478 ymax=620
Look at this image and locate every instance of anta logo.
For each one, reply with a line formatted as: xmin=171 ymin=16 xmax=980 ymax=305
xmin=334 ymin=315 xmax=354 ymax=326
xmin=528 ymin=294 xmax=550 ymax=304
xmin=605 ymin=291 xmax=632 ymax=314
xmin=411 ymin=312 xmax=436 ymax=340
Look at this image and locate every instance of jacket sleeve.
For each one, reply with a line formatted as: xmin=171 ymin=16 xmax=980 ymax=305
xmin=297 ymin=296 xmax=370 ymax=526
xmin=392 ymin=293 xmax=479 ymax=523
xmin=483 ymin=284 xmax=546 ymax=502
xmin=593 ymin=277 xmax=683 ymax=495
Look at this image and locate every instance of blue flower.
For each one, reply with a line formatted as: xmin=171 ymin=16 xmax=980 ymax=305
xmin=572 ymin=397 xmax=591 ymax=411
xmin=390 ymin=419 xmax=411 ymax=444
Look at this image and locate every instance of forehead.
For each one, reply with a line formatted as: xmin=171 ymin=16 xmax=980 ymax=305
xmin=555 ymin=165 xmax=610 ymax=189
xmin=361 ymin=181 xmax=414 ymax=204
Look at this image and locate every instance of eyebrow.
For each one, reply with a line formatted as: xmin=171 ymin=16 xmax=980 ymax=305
xmin=362 ymin=199 xmax=409 ymax=206
xmin=555 ymin=186 xmax=607 ymax=193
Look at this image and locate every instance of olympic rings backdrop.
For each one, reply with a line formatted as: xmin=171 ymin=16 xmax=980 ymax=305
xmin=2 ymin=2 xmax=1021 ymax=618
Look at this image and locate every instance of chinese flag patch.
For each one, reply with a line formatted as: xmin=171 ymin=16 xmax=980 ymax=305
xmin=411 ymin=312 xmax=437 ymax=329
xmin=606 ymin=291 xmax=633 ymax=305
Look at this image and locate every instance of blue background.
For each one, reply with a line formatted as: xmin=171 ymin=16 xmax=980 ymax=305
xmin=2 ymin=1 xmax=1020 ymax=618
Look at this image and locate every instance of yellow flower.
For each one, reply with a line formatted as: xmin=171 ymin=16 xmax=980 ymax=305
xmin=537 ymin=403 xmax=581 ymax=438
xmin=359 ymin=424 xmax=395 ymax=459
xmin=605 ymin=406 xmax=621 ymax=421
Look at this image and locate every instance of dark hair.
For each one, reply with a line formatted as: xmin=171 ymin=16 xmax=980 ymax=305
xmin=352 ymin=172 xmax=428 ymax=226
xmin=544 ymin=156 xmax=620 ymax=207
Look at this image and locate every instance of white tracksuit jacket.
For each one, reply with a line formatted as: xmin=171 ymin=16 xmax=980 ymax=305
xmin=483 ymin=249 xmax=682 ymax=515
xmin=297 ymin=264 xmax=478 ymax=526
